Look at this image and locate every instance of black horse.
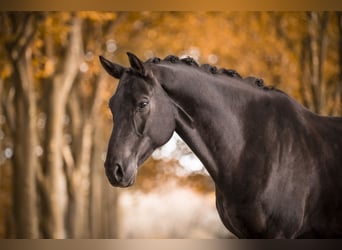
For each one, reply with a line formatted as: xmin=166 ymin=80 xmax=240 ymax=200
xmin=99 ymin=52 xmax=342 ymax=238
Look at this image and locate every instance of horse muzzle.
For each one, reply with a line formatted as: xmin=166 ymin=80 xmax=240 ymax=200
xmin=105 ymin=161 xmax=137 ymax=187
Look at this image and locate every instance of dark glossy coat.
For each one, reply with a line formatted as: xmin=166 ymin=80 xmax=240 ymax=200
xmin=99 ymin=52 xmax=342 ymax=238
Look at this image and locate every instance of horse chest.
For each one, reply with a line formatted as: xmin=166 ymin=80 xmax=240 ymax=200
xmin=215 ymin=192 xmax=265 ymax=238
xmin=214 ymin=187 xmax=296 ymax=238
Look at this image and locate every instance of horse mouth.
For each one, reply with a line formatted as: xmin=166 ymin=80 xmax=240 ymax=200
xmin=119 ymin=179 xmax=135 ymax=188
xmin=107 ymin=173 xmax=136 ymax=188
xmin=125 ymin=174 xmax=136 ymax=187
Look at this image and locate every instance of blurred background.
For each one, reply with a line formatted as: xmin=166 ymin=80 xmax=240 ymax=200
xmin=0 ymin=11 xmax=341 ymax=239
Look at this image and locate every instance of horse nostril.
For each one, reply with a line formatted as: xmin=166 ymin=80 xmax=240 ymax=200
xmin=113 ymin=164 xmax=124 ymax=182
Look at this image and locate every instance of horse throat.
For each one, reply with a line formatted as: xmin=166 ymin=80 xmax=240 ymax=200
xmin=158 ymin=67 xmax=247 ymax=183
xmin=170 ymin=92 xmax=243 ymax=183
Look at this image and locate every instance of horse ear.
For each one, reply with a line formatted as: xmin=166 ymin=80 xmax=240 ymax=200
xmin=99 ymin=56 xmax=125 ymax=79
xmin=127 ymin=52 xmax=146 ymax=76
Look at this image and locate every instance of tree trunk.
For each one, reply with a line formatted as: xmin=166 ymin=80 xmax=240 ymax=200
xmin=38 ymin=15 xmax=83 ymax=238
xmin=88 ymin=77 xmax=120 ymax=238
xmin=307 ymin=12 xmax=329 ymax=114
xmin=65 ymin=72 xmax=111 ymax=238
xmin=11 ymin=42 xmax=40 ymax=239
xmin=5 ymin=13 xmax=40 ymax=239
xmin=39 ymin=82 xmax=68 ymax=238
xmin=64 ymin=118 xmax=92 ymax=238
xmin=88 ymin=124 xmax=106 ymax=238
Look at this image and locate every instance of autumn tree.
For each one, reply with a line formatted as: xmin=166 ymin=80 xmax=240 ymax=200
xmin=0 ymin=11 xmax=122 ymax=238
xmin=1 ymin=12 xmax=42 ymax=238
xmin=295 ymin=12 xmax=336 ymax=115
xmin=34 ymin=12 xmax=123 ymax=238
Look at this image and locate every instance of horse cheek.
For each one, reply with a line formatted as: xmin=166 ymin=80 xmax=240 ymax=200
xmin=134 ymin=113 xmax=147 ymax=135
xmin=149 ymin=106 xmax=175 ymax=146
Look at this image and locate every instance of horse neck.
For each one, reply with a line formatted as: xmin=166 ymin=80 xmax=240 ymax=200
xmin=156 ymin=65 xmax=262 ymax=181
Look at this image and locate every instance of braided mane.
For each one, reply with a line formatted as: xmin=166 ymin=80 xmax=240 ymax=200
xmin=146 ymin=55 xmax=277 ymax=91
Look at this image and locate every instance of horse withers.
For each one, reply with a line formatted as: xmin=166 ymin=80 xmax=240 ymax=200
xmin=99 ymin=52 xmax=342 ymax=238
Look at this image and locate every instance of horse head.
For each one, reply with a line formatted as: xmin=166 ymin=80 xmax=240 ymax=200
xmin=99 ymin=52 xmax=176 ymax=187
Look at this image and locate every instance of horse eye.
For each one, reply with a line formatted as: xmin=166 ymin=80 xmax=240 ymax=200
xmin=137 ymin=100 xmax=149 ymax=111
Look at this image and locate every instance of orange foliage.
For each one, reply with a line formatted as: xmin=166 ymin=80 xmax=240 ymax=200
xmin=107 ymin=12 xmax=340 ymax=114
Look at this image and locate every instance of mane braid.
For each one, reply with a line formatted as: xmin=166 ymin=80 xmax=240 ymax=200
xmin=201 ymin=64 xmax=218 ymax=74
xmin=244 ymin=76 xmax=265 ymax=87
xmin=164 ymin=55 xmax=180 ymax=63
xmin=218 ymin=68 xmax=242 ymax=79
xmin=181 ymin=57 xmax=199 ymax=67
xmin=146 ymin=57 xmax=161 ymax=64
